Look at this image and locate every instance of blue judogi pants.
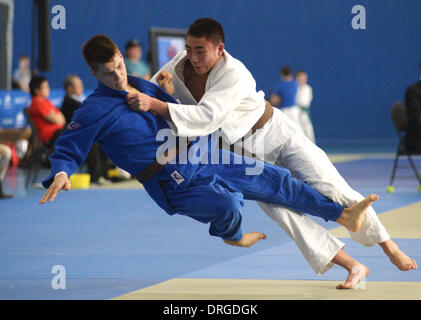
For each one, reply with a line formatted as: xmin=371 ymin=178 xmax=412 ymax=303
xmin=156 ymin=150 xmax=344 ymax=241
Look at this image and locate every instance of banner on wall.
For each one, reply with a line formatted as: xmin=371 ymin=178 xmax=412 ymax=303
xmin=0 ymin=89 xmax=92 ymax=128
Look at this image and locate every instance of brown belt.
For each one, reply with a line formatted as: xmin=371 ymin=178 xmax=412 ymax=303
xmin=136 ymin=157 xmax=168 ymax=184
xmin=251 ymin=100 xmax=274 ymax=133
xmin=136 ymin=139 xmax=192 ymax=183
xmin=137 ymin=101 xmax=274 ymax=183
xmin=220 ymin=100 xmax=274 ymax=155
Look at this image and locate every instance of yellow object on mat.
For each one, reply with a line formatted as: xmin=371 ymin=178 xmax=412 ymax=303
xmin=70 ymin=173 xmax=91 ymax=189
xmin=107 ymin=168 xmax=120 ymax=178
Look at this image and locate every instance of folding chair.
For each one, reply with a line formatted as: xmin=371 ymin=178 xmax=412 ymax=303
xmin=387 ymin=101 xmax=421 ymax=192
xmin=21 ymin=107 xmax=51 ymax=188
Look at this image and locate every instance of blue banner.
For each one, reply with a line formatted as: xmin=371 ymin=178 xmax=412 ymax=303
xmin=0 ymin=89 xmax=92 ymax=128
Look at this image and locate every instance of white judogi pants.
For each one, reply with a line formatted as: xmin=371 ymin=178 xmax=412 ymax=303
xmin=282 ymin=105 xmax=316 ymax=144
xmin=233 ymin=108 xmax=390 ymax=274
xmin=298 ymin=107 xmax=316 ymax=143
xmin=280 ymin=105 xmax=300 ymax=127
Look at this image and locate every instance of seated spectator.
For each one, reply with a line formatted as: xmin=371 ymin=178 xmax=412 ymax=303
xmin=13 ymin=55 xmax=32 ymax=93
xmin=269 ymin=66 xmax=300 ymax=125
xmin=61 ymin=74 xmax=84 ymax=123
xmin=28 ymin=76 xmax=66 ymax=151
xmin=405 ymin=62 xmax=421 ymax=152
xmin=0 ymin=144 xmax=13 ymax=199
xmin=124 ymin=39 xmax=151 ymax=80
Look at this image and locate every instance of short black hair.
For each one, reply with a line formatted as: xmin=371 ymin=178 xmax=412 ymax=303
xmin=29 ymin=75 xmax=48 ymax=97
xmin=187 ymin=17 xmax=225 ymax=45
xmin=280 ymin=66 xmax=292 ymax=77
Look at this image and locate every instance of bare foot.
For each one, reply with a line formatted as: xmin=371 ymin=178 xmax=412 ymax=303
xmin=389 ymin=251 xmax=418 ymax=271
xmin=380 ymin=240 xmax=418 ymax=271
xmin=336 ymin=264 xmax=370 ymax=289
xmin=336 ymin=194 xmax=379 ymax=232
xmin=332 ymin=248 xmax=369 ymax=289
xmin=223 ymin=232 xmax=267 ymax=247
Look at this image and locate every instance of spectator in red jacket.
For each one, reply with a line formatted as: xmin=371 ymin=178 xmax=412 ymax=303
xmin=28 ymin=76 xmax=66 ymax=150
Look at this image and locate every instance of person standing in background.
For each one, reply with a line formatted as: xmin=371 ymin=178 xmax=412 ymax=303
xmin=13 ymin=55 xmax=32 ymax=93
xmin=269 ymin=66 xmax=300 ymax=126
xmin=295 ymin=70 xmax=315 ymax=143
xmin=124 ymin=39 xmax=151 ymax=80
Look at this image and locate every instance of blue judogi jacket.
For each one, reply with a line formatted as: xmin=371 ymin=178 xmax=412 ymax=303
xmin=42 ymin=76 xmax=204 ymax=215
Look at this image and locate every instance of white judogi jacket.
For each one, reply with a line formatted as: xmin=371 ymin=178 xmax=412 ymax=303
xmin=151 ymin=50 xmax=266 ymax=144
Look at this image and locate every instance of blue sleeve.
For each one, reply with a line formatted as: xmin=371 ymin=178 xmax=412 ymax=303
xmin=42 ymin=107 xmax=105 ymax=188
xmin=209 ymin=213 xmax=243 ymax=242
xmin=272 ymin=82 xmax=281 ymax=96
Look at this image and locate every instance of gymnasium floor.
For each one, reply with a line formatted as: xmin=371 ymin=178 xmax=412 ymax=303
xmin=0 ymin=152 xmax=420 ymax=300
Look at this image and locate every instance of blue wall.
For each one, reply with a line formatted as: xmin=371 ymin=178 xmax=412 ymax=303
xmin=12 ymin=0 xmax=421 ymax=148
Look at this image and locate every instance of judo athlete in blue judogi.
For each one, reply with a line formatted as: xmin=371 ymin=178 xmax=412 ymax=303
xmin=40 ymin=34 xmax=377 ymax=250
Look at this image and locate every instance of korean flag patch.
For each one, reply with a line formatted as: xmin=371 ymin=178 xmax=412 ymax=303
xmin=67 ymin=121 xmax=81 ymax=130
xmin=170 ymin=170 xmax=185 ymax=185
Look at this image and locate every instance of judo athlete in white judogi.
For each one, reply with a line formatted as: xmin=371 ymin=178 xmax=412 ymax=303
xmin=134 ymin=18 xmax=417 ymax=287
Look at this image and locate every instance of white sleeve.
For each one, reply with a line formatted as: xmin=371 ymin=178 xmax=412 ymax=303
xmin=150 ymin=55 xmax=177 ymax=85
xmin=167 ymin=70 xmax=248 ymax=137
xmin=150 ymin=69 xmax=161 ymax=85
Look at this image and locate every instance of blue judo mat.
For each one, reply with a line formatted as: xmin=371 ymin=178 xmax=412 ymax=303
xmin=0 ymin=157 xmax=420 ymax=299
